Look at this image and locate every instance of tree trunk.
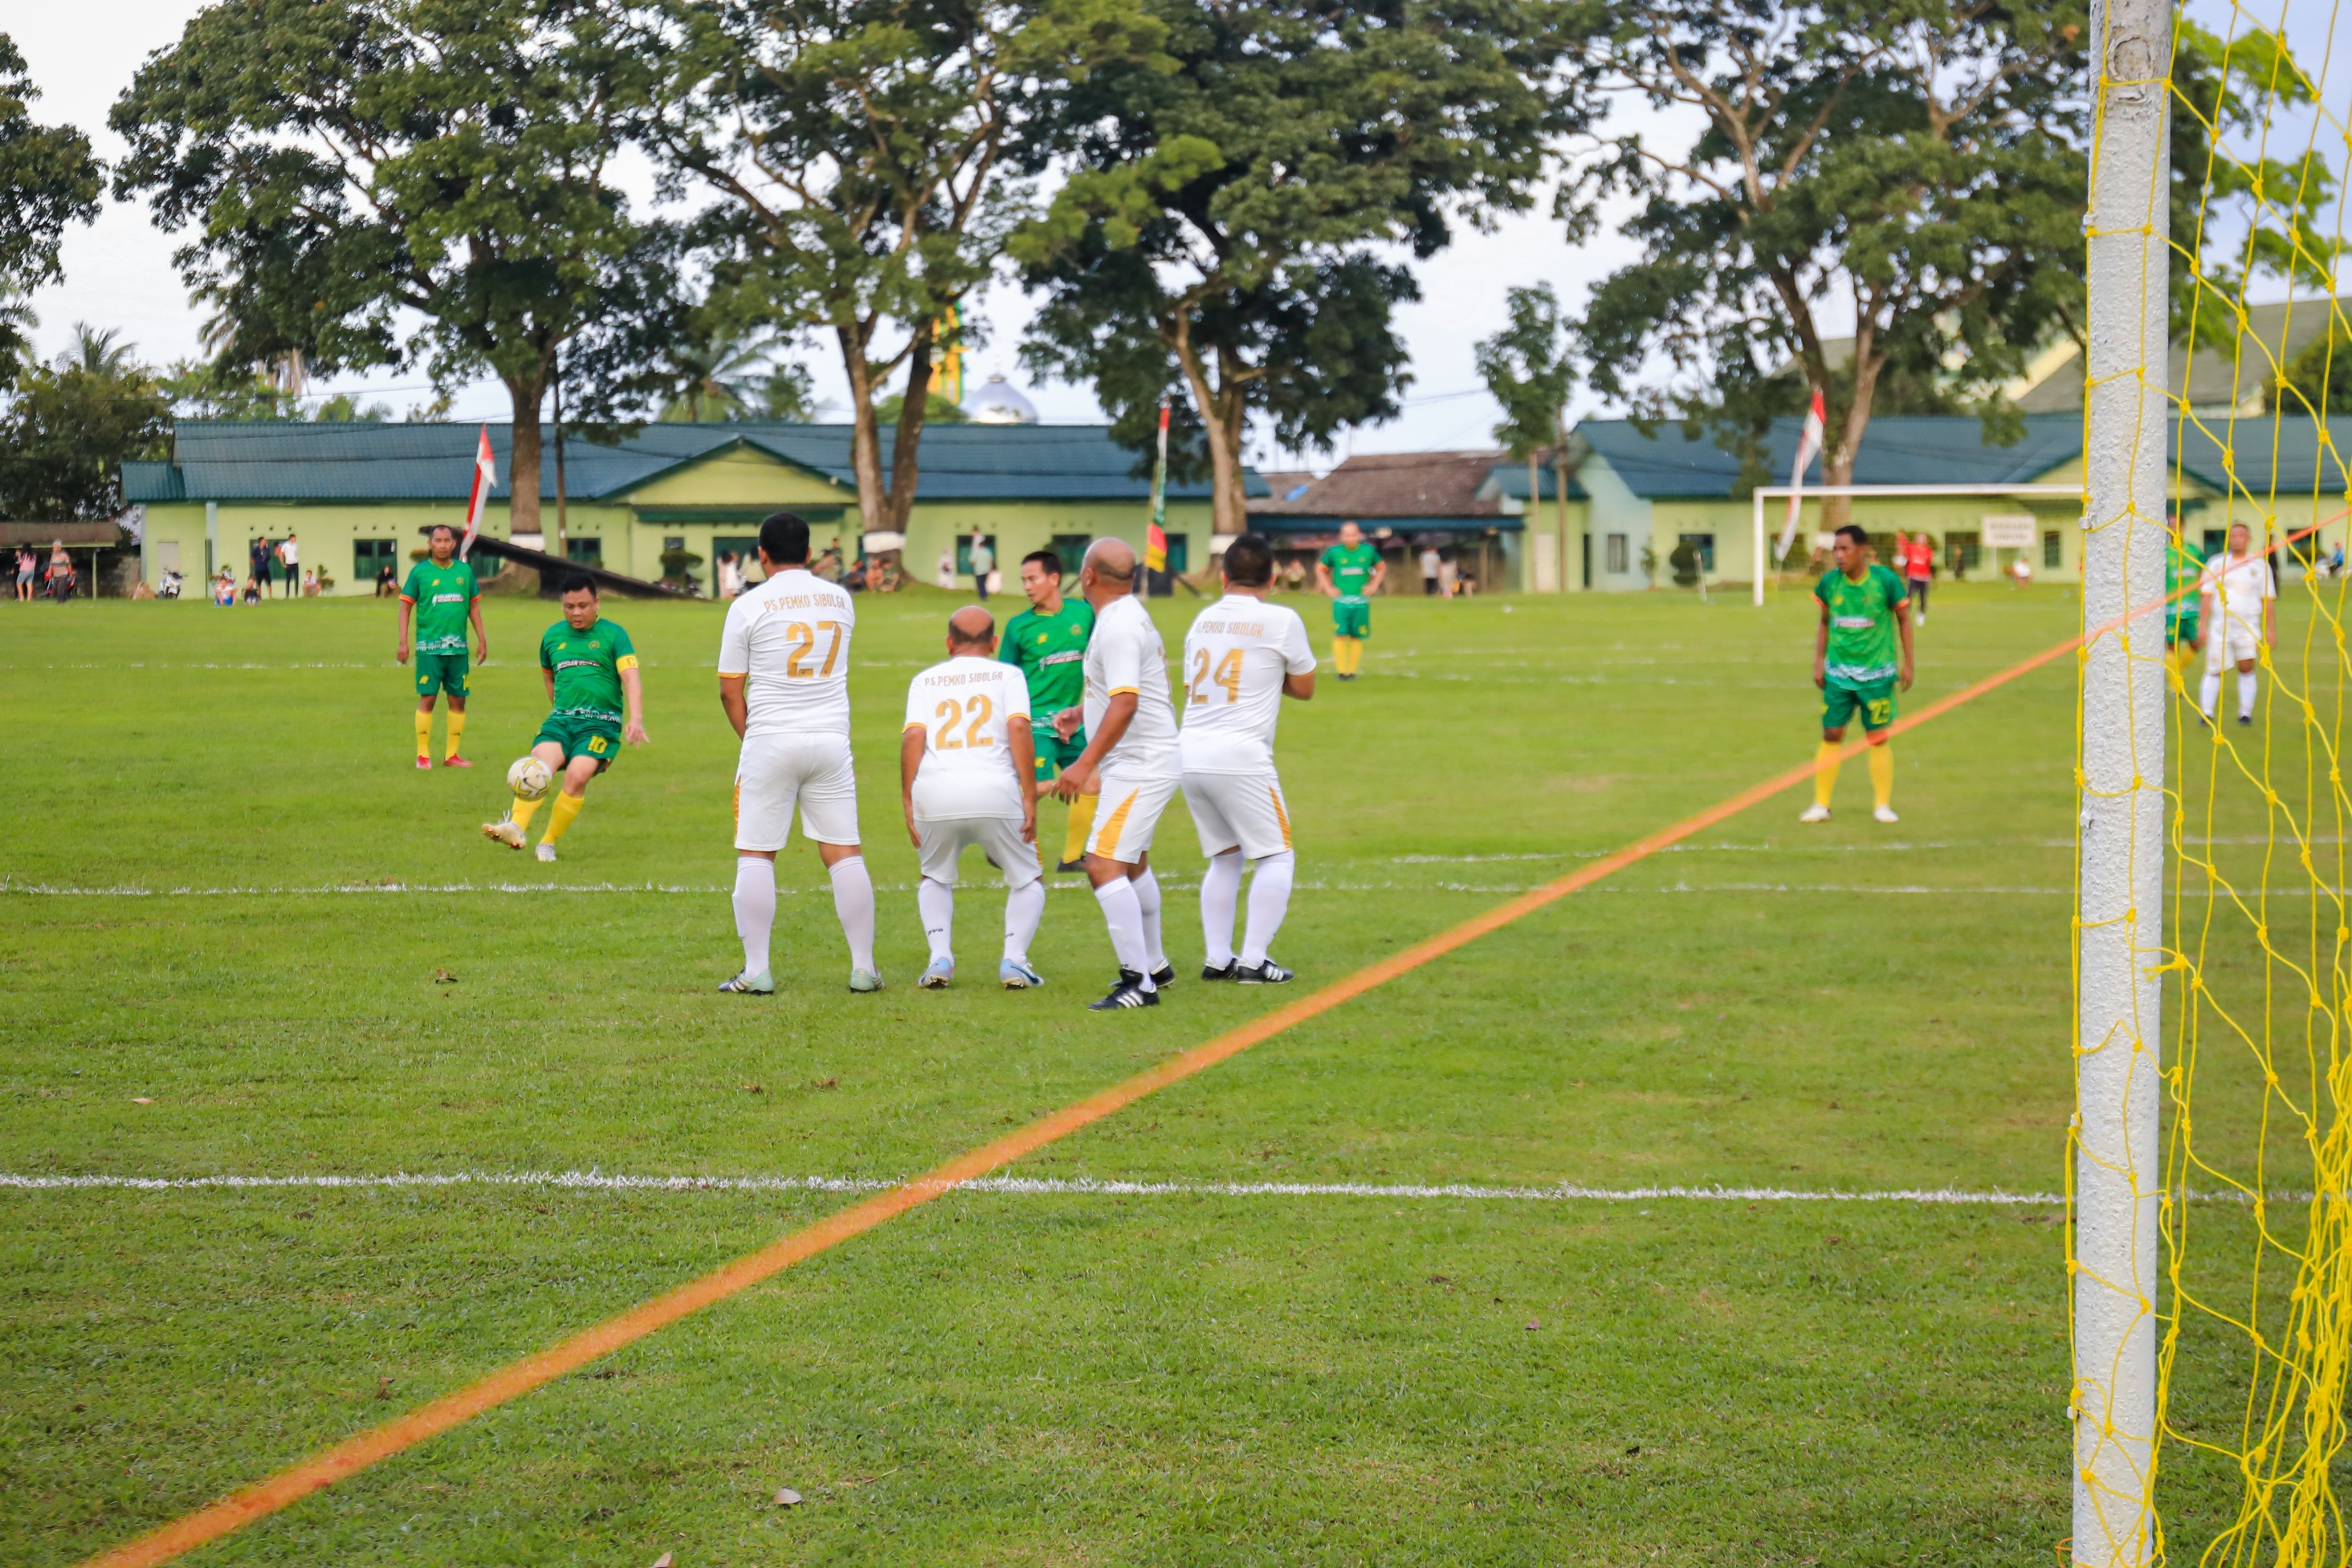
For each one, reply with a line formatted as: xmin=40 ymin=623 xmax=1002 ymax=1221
xmin=504 ymin=369 xmax=548 ymax=542
xmin=1819 ymin=343 xmax=1885 ymax=536
xmin=883 ymin=327 xmax=936 ymax=535
xmin=840 ymin=323 xmax=888 ymax=538
xmin=1168 ymin=316 xmax=1251 ymax=536
xmin=1527 ymin=449 xmax=1540 ymax=583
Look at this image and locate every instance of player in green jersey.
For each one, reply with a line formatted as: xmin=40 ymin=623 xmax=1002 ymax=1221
xmin=395 ymin=524 xmax=487 ymax=770
xmin=2165 ymin=512 xmax=2204 ymax=688
xmin=483 ymin=576 xmax=648 ymax=861
xmin=1316 ymin=519 xmax=1386 ymax=679
xmin=1803 ymin=524 xmax=1914 ymax=825
xmin=1002 ymin=548 xmax=1100 ymax=871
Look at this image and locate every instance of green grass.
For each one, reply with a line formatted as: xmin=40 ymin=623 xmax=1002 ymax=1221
xmin=0 ymin=579 xmax=2288 ymax=1565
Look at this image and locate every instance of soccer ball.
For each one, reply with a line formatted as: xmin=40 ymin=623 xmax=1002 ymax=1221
xmin=507 ymin=755 xmax=553 ymax=800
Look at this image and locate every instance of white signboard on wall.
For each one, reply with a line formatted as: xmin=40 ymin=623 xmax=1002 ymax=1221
xmin=1981 ymin=513 xmax=2037 ymax=548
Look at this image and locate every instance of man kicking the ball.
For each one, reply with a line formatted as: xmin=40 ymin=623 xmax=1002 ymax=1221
xmin=1182 ymin=533 xmax=1315 ymax=983
xmin=483 ymin=575 xmax=647 ymax=860
xmin=902 ymin=607 xmax=1045 ymax=988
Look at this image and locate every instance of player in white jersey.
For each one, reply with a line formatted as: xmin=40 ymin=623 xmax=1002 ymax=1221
xmin=714 ymin=512 xmax=882 ymax=994
xmin=1053 ymin=537 xmax=1184 ymax=1010
xmin=1181 ymin=534 xmax=1315 ymax=984
xmin=901 ymin=607 xmax=1046 ymax=989
xmin=2197 ymin=520 xmax=2277 ymax=727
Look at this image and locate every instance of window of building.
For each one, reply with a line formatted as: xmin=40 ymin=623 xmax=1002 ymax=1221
xmin=1677 ymin=532 xmax=1717 ymax=572
xmin=955 ymin=534 xmax=999 ymax=576
xmin=1160 ymin=533 xmax=1189 ymax=576
xmin=714 ymin=535 xmax=761 ymax=587
xmin=2203 ymin=527 xmax=2228 ymax=558
xmin=568 ymin=537 xmax=604 ymax=569
xmin=2044 ymin=530 xmax=2063 ymax=569
xmin=1947 ymin=531 xmax=1981 ymax=572
xmin=1046 ymin=534 xmax=1092 ymax=577
xmin=354 ymin=538 xmax=397 ymax=585
xmin=1606 ymin=533 xmax=1629 ymax=574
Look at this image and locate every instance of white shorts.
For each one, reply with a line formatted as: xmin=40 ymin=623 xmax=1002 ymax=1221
xmin=1184 ymin=770 xmax=1295 ymax=861
xmin=735 ymin=732 xmax=859 ymax=851
xmin=1086 ymin=768 xmax=1182 ymax=863
xmin=2207 ymin=624 xmax=2261 ymax=670
xmin=915 ymin=816 xmax=1041 ymax=889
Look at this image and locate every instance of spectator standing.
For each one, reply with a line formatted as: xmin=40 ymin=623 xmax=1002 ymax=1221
xmin=15 ymin=545 xmax=35 ymax=602
xmin=936 ymin=549 xmax=956 ymax=591
xmin=47 ymin=540 xmax=75 ymax=600
xmin=1898 ymin=531 xmax=1936 ymax=625
xmin=1437 ymin=557 xmax=1459 ymax=598
xmin=969 ymin=532 xmax=994 ymax=604
xmin=250 ymin=536 xmax=275 ymax=597
xmin=1419 ymin=544 xmax=1441 ymax=596
xmin=717 ymin=550 xmax=745 ymax=600
xmin=278 ymin=531 xmax=300 ymax=595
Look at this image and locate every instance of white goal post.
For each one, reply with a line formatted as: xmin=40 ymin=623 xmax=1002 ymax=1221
xmin=1747 ymin=484 xmax=2082 ymax=606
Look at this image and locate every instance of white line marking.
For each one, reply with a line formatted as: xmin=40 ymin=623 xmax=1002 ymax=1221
xmin=0 ymin=1169 xmax=2071 ymax=1205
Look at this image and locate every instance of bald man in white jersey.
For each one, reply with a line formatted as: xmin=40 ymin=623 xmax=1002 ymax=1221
xmin=715 ymin=511 xmax=882 ymax=994
xmin=1181 ymin=533 xmax=1315 ymax=983
xmin=1054 ymin=537 xmax=1184 ymax=1010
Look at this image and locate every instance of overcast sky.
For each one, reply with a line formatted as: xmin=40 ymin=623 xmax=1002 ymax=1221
xmin=17 ymin=3 xmax=1668 ymax=466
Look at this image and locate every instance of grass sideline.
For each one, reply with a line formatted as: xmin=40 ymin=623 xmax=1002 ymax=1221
xmin=0 ymin=580 xmax=2285 ymax=1564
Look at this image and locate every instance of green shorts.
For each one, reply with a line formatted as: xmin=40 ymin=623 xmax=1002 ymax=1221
xmin=534 ymin=712 xmax=623 ymax=772
xmin=1332 ymin=596 xmax=1372 ymax=638
xmin=1823 ymin=678 xmax=1897 ymax=735
xmin=2167 ymin=615 xmax=2201 ymax=648
xmin=414 ymin=651 xmax=469 ymax=698
xmin=1033 ymin=728 xmax=1089 ymax=782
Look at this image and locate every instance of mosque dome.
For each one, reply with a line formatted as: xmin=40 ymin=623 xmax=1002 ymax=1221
xmin=965 ymin=373 xmax=1039 ymax=426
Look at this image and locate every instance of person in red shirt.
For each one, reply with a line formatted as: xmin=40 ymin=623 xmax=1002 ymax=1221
xmin=1899 ymin=531 xmax=1936 ymax=625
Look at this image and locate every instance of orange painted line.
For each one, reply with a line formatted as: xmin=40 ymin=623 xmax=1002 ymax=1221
xmin=79 ymin=613 xmax=2105 ymax=1568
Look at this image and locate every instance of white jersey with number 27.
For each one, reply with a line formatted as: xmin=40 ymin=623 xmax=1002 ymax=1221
xmin=716 ymin=567 xmax=856 ymax=738
xmin=1179 ymin=593 xmax=1317 ymax=776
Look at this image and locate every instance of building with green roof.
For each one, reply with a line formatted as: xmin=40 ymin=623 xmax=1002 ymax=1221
xmin=123 ymin=420 xmax=1249 ymax=595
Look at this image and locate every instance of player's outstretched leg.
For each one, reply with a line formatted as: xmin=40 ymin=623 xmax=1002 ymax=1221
xmin=1001 ymin=879 xmax=1045 ymax=988
xmin=1235 ymin=850 xmax=1296 ymax=983
xmin=720 ymin=853 xmax=777 ymax=993
xmin=918 ymin=877 xmax=956 ymax=988
xmin=1200 ymin=849 xmax=1244 ymax=979
xmin=484 ymin=741 xmax=563 ymax=849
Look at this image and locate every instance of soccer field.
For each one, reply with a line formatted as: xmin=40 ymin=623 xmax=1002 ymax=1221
xmin=3 ymin=580 xmax=2150 ymax=1564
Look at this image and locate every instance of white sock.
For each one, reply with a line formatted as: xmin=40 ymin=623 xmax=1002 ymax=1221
xmin=1240 ymin=851 xmax=1295 ymax=968
xmin=1131 ymin=867 xmax=1168 ymax=971
xmin=732 ymin=856 xmax=776 ymax=977
xmin=1093 ymin=878 xmax=1152 ymax=985
xmin=828 ymin=854 xmax=877 ymax=971
xmin=917 ymin=877 xmax=955 ymax=963
xmin=2239 ymin=670 xmax=2259 ymax=718
xmin=1200 ymin=851 xmax=1244 ymax=967
xmin=2201 ymin=668 xmax=2223 ymax=716
xmin=1004 ymin=879 xmax=1045 ymax=963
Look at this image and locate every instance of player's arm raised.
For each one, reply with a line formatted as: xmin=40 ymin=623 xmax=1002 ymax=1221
xmin=899 ymin=720 xmax=927 ymax=849
xmin=1009 ymin=715 xmax=1037 ymax=843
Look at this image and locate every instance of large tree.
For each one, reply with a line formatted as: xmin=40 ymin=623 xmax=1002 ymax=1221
xmin=0 ymin=34 xmax=104 ymax=375
xmin=1013 ymin=0 xmax=1575 ymax=533
xmin=642 ymin=0 xmax=1160 ymax=539
xmin=1474 ymin=281 xmax=1575 ymax=575
xmin=112 ymin=0 xmax=662 ymax=540
xmin=0 ymin=326 xmax=171 ymax=521
xmin=1567 ymin=0 xmax=2088 ymax=533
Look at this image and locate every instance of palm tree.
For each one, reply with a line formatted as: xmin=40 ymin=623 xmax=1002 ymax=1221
xmin=58 ymin=322 xmax=139 ymax=377
xmin=657 ymin=320 xmax=813 ymax=423
xmin=0 ymin=295 xmax=35 ymax=378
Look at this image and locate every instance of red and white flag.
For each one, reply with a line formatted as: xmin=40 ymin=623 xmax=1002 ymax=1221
xmin=1774 ymin=389 xmax=1827 ymax=563
xmin=459 ymin=425 xmax=497 ymax=560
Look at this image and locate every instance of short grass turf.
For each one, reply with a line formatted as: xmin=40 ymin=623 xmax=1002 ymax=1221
xmin=0 ymin=580 xmax=2285 ymax=1564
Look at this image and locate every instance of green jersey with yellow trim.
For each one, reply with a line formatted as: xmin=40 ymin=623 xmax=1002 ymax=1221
xmin=1813 ymin=563 xmax=1907 ymax=686
xmin=401 ymin=560 xmax=478 ymax=654
xmin=539 ymin=617 xmax=638 ymax=723
xmin=1319 ymin=540 xmax=1381 ymax=600
xmin=1000 ymin=597 xmax=1094 ymax=719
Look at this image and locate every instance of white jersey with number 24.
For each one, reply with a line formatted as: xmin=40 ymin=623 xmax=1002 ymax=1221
xmin=1179 ymin=593 xmax=1317 ymax=776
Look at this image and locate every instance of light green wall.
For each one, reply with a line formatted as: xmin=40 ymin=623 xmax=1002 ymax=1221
xmin=140 ymin=498 xmax=520 ymax=596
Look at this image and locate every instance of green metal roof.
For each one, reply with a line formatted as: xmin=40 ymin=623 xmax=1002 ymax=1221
xmin=1575 ymin=413 xmax=2083 ymax=498
xmin=122 ymin=421 xmax=1264 ymax=506
xmin=2172 ymin=413 xmax=2352 ymax=502
xmin=1485 ymin=461 xmax=1586 ymax=503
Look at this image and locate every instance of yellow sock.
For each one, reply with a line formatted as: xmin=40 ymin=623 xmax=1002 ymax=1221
xmin=542 ymin=791 xmax=585 ymax=844
xmin=444 ymin=710 xmax=467 ymax=761
xmin=1812 ymin=740 xmax=1842 ymax=808
xmin=1869 ymin=743 xmax=1894 ymax=808
xmin=1332 ymin=638 xmax=1345 ymax=671
xmin=511 ymin=794 xmax=544 ymax=832
xmin=1062 ymin=791 xmax=1099 ymax=865
xmin=414 ymin=710 xmax=433 ymax=760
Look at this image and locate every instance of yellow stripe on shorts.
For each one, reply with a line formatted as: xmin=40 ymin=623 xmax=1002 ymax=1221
xmin=1094 ymin=789 xmax=1139 ymax=861
xmin=1269 ymin=787 xmax=1291 ymax=850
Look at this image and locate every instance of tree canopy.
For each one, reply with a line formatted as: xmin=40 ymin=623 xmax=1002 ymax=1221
xmin=0 ymin=33 xmax=104 ymax=375
xmin=112 ymin=0 xmax=665 ymax=539
xmin=0 ymin=326 xmax=170 ymax=522
xmin=1015 ymin=0 xmax=1575 ymax=532
xmin=1566 ymin=0 xmax=2088 ymax=531
xmin=642 ymin=0 xmax=1159 ymax=537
